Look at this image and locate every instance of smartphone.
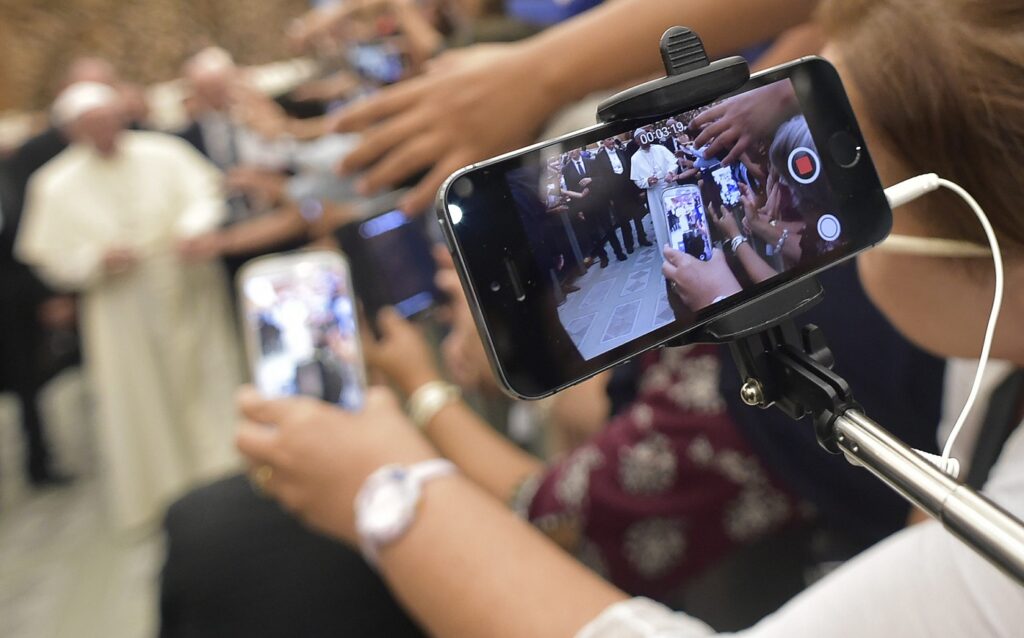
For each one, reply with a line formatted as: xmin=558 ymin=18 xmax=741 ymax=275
xmin=238 ymin=251 xmax=366 ymax=410
xmin=436 ymin=57 xmax=890 ymax=399
xmin=664 ymin=185 xmax=713 ymax=261
xmin=348 ymin=40 xmax=406 ymax=85
xmin=712 ymin=165 xmax=743 ymax=208
xmin=335 ymin=208 xmax=445 ymax=325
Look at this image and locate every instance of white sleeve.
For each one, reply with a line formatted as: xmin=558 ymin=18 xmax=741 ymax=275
xmin=15 ymin=173 xmax=104 ymax=291
xmin=171 ymin=140 xmax=228 ymax=238
xmin=630 ymin=153 xmax=649 ymax=190
xmin=579 ymin=425 xmax=1024 ymax=638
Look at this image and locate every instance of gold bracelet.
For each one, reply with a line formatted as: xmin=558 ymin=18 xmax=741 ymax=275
xmin=406 ymin=381 xmax=461 ymax=430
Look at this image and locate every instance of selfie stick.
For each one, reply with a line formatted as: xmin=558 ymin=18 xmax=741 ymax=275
xmin=596 ymin=27 xmax=1024 ymax=585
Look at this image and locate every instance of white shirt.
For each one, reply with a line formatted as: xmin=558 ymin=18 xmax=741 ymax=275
xmin=606 ymin=148 xmax=624 ymax=175
xmin=579 ymin=421 xmax=1024 ymax=638
xmin=631 ymin=145 xmax=678 ymax=190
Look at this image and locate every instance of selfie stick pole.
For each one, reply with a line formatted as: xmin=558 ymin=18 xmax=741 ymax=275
xmin=596 ymin=27 xmax=1024 ymax=585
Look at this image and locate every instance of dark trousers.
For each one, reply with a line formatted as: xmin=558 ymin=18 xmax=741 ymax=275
xmin=579 ymin=208 xmax=626 ymax=262
xmin=0 ymin=270 xmax=58 ymax=481
xmin=612 ymin=198 xmax=651 ymax=253
xmin=160 ymin=474 xmax=425 ymax=638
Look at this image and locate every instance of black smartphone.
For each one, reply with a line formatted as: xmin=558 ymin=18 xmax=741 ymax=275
xmin=335 ymin=208 xmax=444 ymax=324
xmin=436 ymin=58 xmax=891 ymax=399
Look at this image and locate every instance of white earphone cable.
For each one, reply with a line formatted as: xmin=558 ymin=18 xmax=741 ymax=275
xmin=884 ymin=174 xmax=1004 ymax=478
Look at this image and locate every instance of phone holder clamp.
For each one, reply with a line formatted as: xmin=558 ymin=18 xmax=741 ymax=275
xmin=597 ymin=26 xmax=750 ymax=124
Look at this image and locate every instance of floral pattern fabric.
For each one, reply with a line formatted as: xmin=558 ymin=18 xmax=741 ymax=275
xmin=520 ymin=345 xmax=807 ymax=600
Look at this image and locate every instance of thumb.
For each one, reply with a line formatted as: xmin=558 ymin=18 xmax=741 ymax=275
xmin=376 ymin=307 xmax=414 ymax=345
xmin=237 ymin=385 xmax=303 ymax=424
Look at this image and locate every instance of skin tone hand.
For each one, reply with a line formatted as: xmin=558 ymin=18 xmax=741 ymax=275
xmin=333 ymin=42 xmax=563 ymax=214
xmin=102 ymin=247 xmax=138 ymax=276
xmin=708 ymin=201 xmax=742 ymax=240
xmin=236 ymin=386 xmax=438 ymax=544
xmin=691 ymin=81 xmax=799 ymax=166
xmin=363 ymin=307 xmax=443 ymax=396
xmin=434 ymin=247 xmax=496 ymax=393
xmin=662 ymin=246 xmax=742 ymax=311
xmin=176 ymin=233 xmax=223 ymax=263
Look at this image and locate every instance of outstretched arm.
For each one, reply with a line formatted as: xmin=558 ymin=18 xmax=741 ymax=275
xmin=334 ymin=0 xmax=820 ymax=214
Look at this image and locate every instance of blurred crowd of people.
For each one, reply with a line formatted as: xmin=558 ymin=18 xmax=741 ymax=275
xmin=2 ymin=0 xmax=1023 ymax=637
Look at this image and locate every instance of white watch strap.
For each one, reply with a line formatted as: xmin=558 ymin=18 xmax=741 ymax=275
xmin=356 ymin=458 xmax=457 ymax=565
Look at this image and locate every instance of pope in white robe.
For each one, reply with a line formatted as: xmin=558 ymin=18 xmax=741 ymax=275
xmin=16 ymin=83 xmax=242 ymax=532
xmin=630 ymin=131 xmax=681 ymax=256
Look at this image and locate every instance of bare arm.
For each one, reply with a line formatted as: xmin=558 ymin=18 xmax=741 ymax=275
xmin=335 ymin=0 xmax=821 ymax=213
xmin=236 ymin=389 xmax=628 ymax=638
xmin=366 ymin=310 xmax=544 ymax=502
xmin=379 ymin=475 xmax=626 ymax=638
xmin=216 ymin=205 xmax=309 ymax=256
xmin=734 ymin=240 xmax=781 ymax=283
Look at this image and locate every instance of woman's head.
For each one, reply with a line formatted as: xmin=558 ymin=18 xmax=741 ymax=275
xmin=819 ymin=0 xmax=1024 ymax=363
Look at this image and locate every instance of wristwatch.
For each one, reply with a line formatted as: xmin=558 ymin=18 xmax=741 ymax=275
xmin=355 ymin=459 xmax=457 ymax=565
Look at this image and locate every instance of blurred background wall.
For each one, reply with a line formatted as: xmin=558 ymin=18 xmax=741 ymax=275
xmin=0 ymin=0 xmax=309 ymax=112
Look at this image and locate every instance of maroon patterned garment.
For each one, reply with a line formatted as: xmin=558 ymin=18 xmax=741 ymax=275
xmin=514 ymin=345 xmax=808 ymax=600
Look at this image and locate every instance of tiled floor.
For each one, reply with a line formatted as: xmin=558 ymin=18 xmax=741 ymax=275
xmin=557 ymin=216 xmax=675 ymax=360
xmin=0 ymin=372 xmax=160 ymax=638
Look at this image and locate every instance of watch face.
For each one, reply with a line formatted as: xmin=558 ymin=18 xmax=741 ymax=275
xmin=362 ymin=476 xmax=416 ymax=534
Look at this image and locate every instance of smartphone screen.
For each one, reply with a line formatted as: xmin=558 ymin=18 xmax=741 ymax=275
xmin=712 ymin=165 xmax=742 ymax=208
xmin=664 ymin=185 xmax=713 ymax=262
xmin=439 ymin=58 xmax=890 ymax=398
xmin=348 ymin=41 xmax=405 ymax=85
xmin=334 ymin=209 xmax=443 ymax=325
xmin=238 ymin=251 xmax=365 ymax=410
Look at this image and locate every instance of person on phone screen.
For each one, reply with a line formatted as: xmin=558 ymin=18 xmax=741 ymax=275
xmin=592 ymin=136 xmax=653 ymax=254
xmin=629 ymin=128 xmax=680 ymax=253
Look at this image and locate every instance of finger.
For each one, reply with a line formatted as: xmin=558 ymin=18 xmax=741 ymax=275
xmin=721 ymin=135 xmax=751 ymax=167
xmin=236 ymin=419 xmax=284 ymax=466
xmin=701 ymin=128 xmax=739 ymax=162
xmin=375 ymin=306 xmax=408 ymax=340
xmin=356 ymin=130 xmax=447 ymax=196
xmin=364 ymin=385 xmax=400 ymax=411
xmin=398 ymin=154 xmax=473 ymax=216
xmin=340 ymin=107 xmax=431 ymax=175
xmin=435 ymin=268 xmax=463 ymax=297
xmin=432 ymin=243 xmax=455 ymax=270
xmin=692 ymin=119 xmax=729 ymax=149
xmin=332 ymin=80 xmax=426 ymax=133
xmin=236 ymin=385 xmax=304 ymax=425
xmin=690 ymin=102 xmax=727 ymax=131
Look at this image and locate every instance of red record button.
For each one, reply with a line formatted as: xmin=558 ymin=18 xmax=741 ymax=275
xmin=788 ymin=147 xmax=820 ymax=185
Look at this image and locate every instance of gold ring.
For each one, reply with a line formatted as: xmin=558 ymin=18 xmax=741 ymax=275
xmin=251 ymin=465 xmax=274 ymax=492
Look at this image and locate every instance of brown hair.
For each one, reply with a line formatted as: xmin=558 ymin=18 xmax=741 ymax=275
xmin=818 ymin=0 xmax=1024 ymax=252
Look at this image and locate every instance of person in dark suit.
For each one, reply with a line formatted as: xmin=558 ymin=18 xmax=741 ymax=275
xmin=562 ymin=147 xmax=625 ymax=268
xmin=0 ymin=159 xmax=71 ymax=486
xmin=592 ymin=137 xmax=653 ymax=254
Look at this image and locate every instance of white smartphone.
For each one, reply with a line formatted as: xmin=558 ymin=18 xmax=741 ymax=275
xmin=237 ymin=250 xmax=366 ymax=410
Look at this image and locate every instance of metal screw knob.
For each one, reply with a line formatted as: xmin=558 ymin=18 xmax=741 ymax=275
xmin=740 ymin=378 xmax=765 ymax=407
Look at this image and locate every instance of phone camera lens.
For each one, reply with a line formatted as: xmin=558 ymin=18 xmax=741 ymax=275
xmin=828 ymin=131 xmax=862 ymax=169
xmin=454 ymin=178 xmax=475 ymax=198
xmin=490 ymin=281 xmax=501 ymax=292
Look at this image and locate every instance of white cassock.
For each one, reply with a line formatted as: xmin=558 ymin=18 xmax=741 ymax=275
xmin=16 ymin=131 xmax=243 ymax=531
xmin=630 ymin=144 xmax=680 ymax=253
